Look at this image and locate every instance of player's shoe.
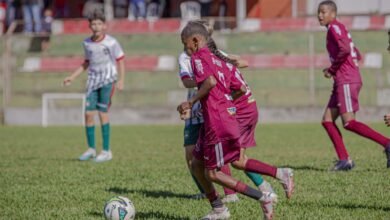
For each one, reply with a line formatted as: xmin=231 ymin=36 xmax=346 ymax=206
xmin=258 ymin=180 xmax=276 ymax=195
xmin=277 ymin=168 xmax=294 ymax=199
xmin=190 ymin=193 xmax=206 ymax=200
xmin=79 ymin=148 xmax=96 ymax=161
xmin=385 ymin=147 xmax=390 ymax=168
xmin=332 ymin=159 xmax=355 ymax=171
xmin=259 ymin=192 xmax=277 ymax=220
xmin=95 ymin=150 xmax=112 ymax=162
xmin=221 ymin=194 xmax=239 ymax=203
xmin=201 ymin=206 xmax=230 ymax=220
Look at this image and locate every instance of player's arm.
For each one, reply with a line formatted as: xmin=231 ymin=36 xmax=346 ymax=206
xmin=177 ymin=75 xmax=216 ymax=113
xmin=387 ymin=29 xmax=390 ymax=53
xmin=231 ymin=85 xmax=247 ymax=100
xmin=63 ymin=61 xmax=89 ymax=86
xmin=116 ymin=58 xmax=125 ymax=91
xmin=326 ymin=29 xmax=351 ymax=75
xmin=181 ymin=78 xmax=197 ymax=88
xmin=227 ymin=54 xmax=249 ymax=68
xmin=384 ymin=113 xmax=390 ymax=127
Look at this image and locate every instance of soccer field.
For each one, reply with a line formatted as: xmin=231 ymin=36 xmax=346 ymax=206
xmin=1 ymin=124 xmax=389 ymax=219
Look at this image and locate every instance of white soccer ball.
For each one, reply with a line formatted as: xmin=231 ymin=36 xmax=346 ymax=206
xmin=104 ymin=196 xmax=136 ymax=220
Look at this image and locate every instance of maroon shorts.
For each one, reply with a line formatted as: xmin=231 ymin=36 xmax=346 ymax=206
xmin=236 ymin=103 xmax=258 ymax=148
xmin=193 ymin=138 xmax=240 ymax=170
xmin=327 ymin=83 xmax=361 ymax=114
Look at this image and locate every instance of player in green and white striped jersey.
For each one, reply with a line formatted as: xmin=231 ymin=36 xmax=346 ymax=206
xmin=63 ymin=10 xmax=125 ymax=163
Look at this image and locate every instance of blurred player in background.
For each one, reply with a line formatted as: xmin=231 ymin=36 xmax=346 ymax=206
xmin=63 ymin=10 xmax=125 ymax=162
xmin=318 ymin=0 xmax=390 ymax=170
xmin=385 ymin=30 xmax=390 ymax=167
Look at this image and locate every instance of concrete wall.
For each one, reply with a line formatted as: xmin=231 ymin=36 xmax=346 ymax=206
xmin=307 ymin=0 xmax=390 ymax=15
xmin=5 ymin=107 xmax=389 ymax=126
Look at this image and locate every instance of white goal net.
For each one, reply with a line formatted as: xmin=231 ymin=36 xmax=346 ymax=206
xmin=42 ymin=93 xmax=86 ymax=127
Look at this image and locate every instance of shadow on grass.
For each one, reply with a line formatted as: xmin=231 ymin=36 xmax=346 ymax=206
xmin=295 ymin=201 xmax=390 ymax=212
xmin=107 ymin=187 xmax=193 ymax=199
xmin=137 ymin=211 xmax=191 ymax=220
xmin=89 ymin=210 xmax=102 ymax=217
xmin=281 ymin=165 xmax=326 ymax=172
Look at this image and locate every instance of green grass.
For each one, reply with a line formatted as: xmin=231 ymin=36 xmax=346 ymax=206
xmin=1 ymin=124 xmax=389 ymax=219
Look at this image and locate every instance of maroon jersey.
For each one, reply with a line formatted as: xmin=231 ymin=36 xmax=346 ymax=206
xmin=191 ymin=47 xmax=240 ymax=144
xmin=229 ymin=67 xmax=256 ymax=113
xmin=326 ymin=19 xmax=362 ymax=85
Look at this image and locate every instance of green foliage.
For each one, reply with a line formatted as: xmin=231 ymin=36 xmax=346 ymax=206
xmin=0 ymin=124 xmax=389 ymax=219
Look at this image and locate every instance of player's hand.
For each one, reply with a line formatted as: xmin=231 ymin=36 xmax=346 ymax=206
xmin=177 ymin=101 xmax=192 ymax=120
xmin=323 ymin=68 xmax=332 ymax=79
xmin=384 ymin=114 xmax=390 ymax=127
xmin=63 ymin=77 xmax=73 ymax=86
xmin=116 ymin=80 xmax=124 ymax=91
xmin=177 ymin=101 xmax=191 ymax=114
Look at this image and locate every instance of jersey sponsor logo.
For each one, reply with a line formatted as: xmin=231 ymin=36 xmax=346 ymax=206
xmin=332 ymin=24 xmax=342 ymax=36
xmin=194 ymin=59 xmax=204 ymax=75
xmin=227 ymin=107 xmax=237 ymax=115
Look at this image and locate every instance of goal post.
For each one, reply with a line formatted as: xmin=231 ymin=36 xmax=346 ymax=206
xmin=42 ymin=93 xmax=86 ymax=127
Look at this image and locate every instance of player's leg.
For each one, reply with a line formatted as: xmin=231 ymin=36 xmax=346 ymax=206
xmin=191 ymin=152 xmax=230 ymax=219
xmin=95 ymin=83 xmax=115 ymax=162
xmin=322 ymin=84 xmax=354 ymax=171
xmin=79 ymin=91 xmax=98 ymax=161
xmin=185 ymin=145 xmax=205 ymax=198
xmin=339 ymin=84 xmax=390 ymax=167
xmin=219 ymin=165 xmax=239 ymax=203
xmin=322 ymin=107 xmax=353 ymax=170
xmin=184 ymin=123 xmax=205 ymax=198
xmin=220 ymin=148 xmax=273 ymax=203
xmin=231 ymin=151 xmax=293 ymax=199
xmin=206 ymin=167 xmax=276 ymax=220
xmin=237 ymin=108 xmax=275 ymax=195
xmin=204 ymin=140 xmax=277 ymax=220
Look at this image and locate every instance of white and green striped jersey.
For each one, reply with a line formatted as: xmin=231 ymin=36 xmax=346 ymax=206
xmin=83 ymin=34 xmax=124 ymax=94
xmin=178 ymin=52 xmax=204 ymax=125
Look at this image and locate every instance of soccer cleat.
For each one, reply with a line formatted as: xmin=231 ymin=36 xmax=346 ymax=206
xmin=385 ymin=147 xmax=390 ymax=168
xmin=79 ymin=148 xmax=96 ymax=161
xmin=259 ymin=192 xmax=277 ymax=220
xmin=277 ymin=168 xmax=294 ymax=199
xmin=201 ymin=206 xmax=230 ymax=220
xmin=258 ymin=180 xmax=276 ymax=195
xmin=221 ymin=194 xmax=239 ymax=204
xmin=332 ymin=159 xmax=355 ymax=171
xmin=190 ymin=193 xmax=206 ymax=200
xmin=95 ymin=150 xmax=112 ymax=162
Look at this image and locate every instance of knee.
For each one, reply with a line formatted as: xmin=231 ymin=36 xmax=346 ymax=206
xmin=232 ymin=159 xmax=245 ymax=170
xmin=205 ymin=170 xmax=218 ymax=182
xmin=85 ymin=112 xmax=95 ymax=124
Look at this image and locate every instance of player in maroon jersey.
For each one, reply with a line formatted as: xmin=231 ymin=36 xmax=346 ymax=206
xmin=318 ymin=0 xmax=390 ymax=170
xmin=204 ymin=36 xmax=294 ymax=202
xmin=178 ymin=22 xmax=277 ymax=220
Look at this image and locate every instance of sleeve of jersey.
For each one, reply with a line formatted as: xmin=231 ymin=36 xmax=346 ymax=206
xmin=178 ymin=56 xmax=192 ymax=80
xmin=113 ymin=40 xmax=125 ymax=61
xmin=83 ymin=42 xmax=89 ymax=63
xmin=328 ymin=26 xmax=351 ymax=75
xmin=191 ymin=55 xmax=213 ymax=84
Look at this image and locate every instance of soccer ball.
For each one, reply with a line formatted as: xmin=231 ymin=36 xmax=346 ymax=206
xmin=104 ymin=196 xmax=136 ymax=220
